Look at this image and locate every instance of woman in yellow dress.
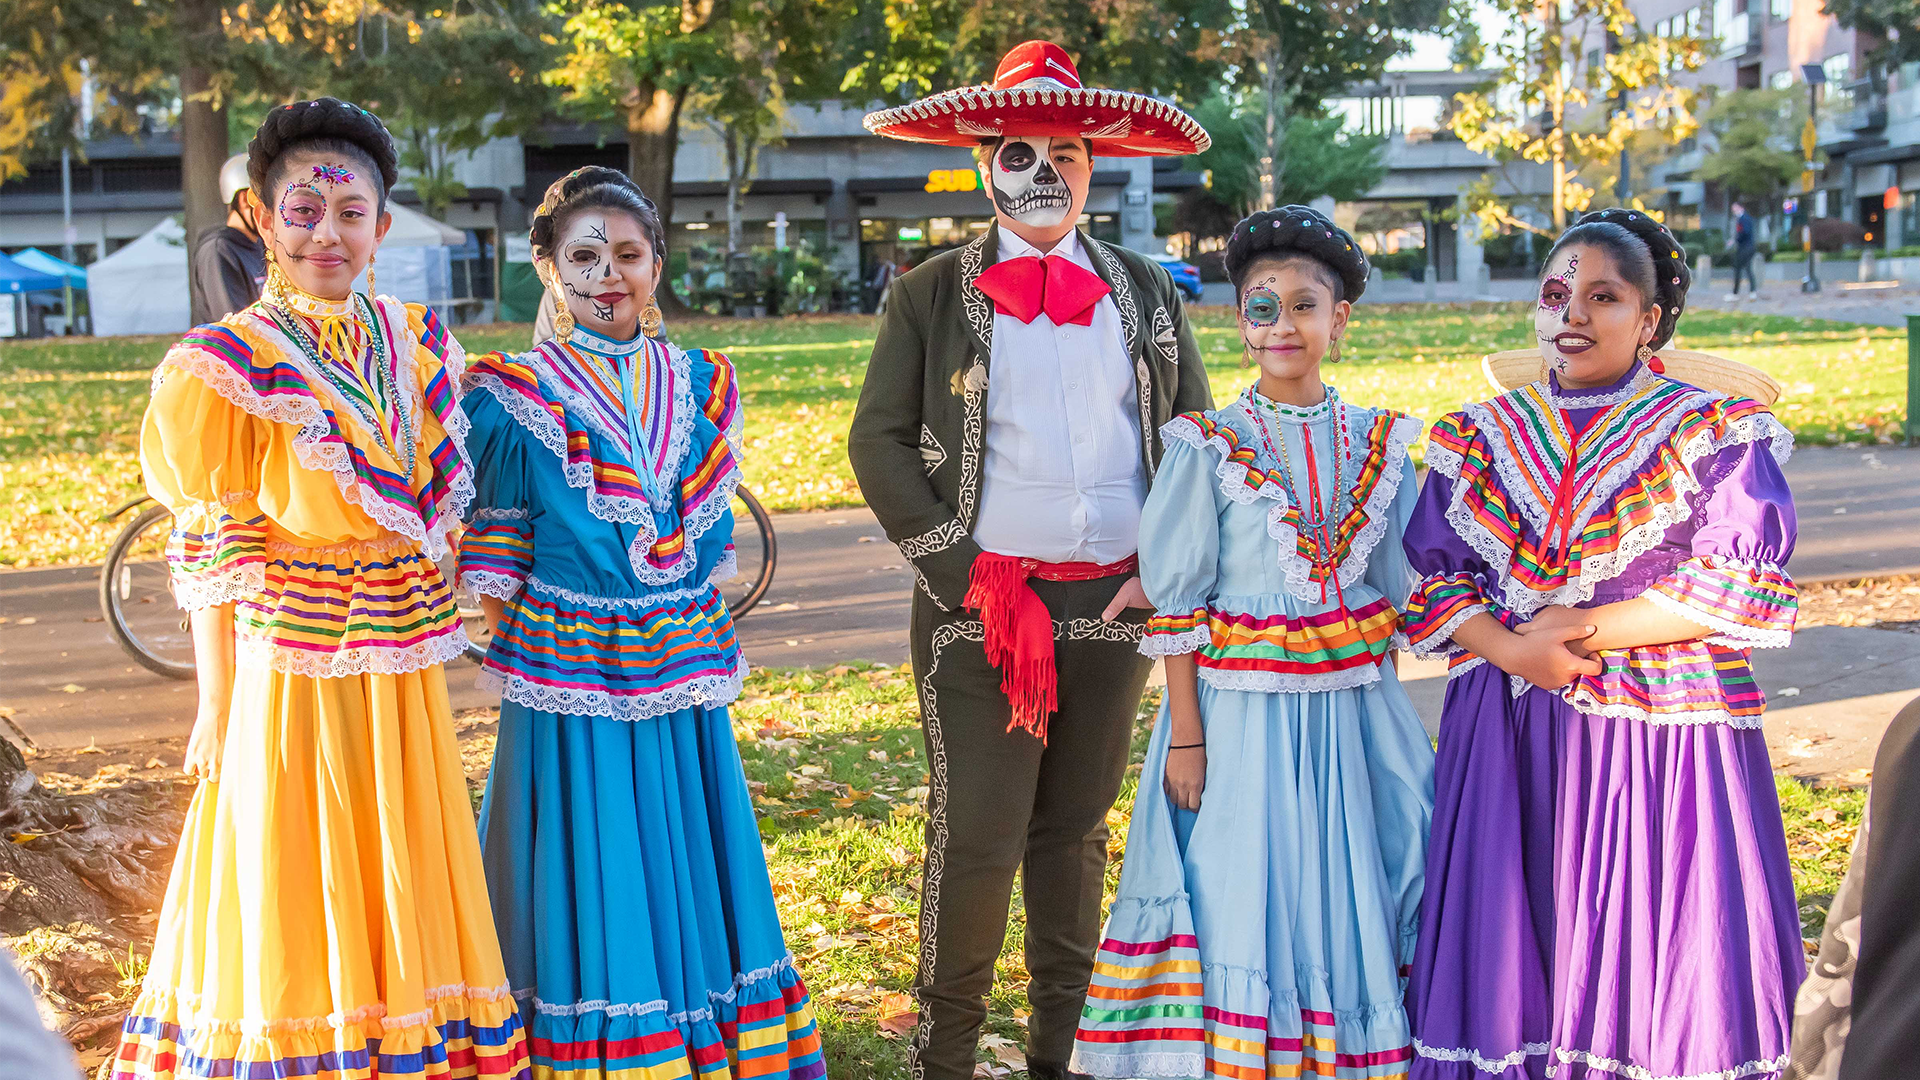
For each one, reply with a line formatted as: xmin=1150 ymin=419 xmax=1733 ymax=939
xmin=111 ymin=98 xmax=530 ymax=1080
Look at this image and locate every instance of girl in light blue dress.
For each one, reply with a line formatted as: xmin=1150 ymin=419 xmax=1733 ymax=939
xmin=1072 ymin=206 xmax=1434 ymax=1080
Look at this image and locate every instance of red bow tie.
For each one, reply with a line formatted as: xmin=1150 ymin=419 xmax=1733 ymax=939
xmin=975 ymin=254 xmax=1112 ymax=327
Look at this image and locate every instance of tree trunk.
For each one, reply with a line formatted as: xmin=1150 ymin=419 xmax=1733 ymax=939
xmin=725 ymin=128 xmax=744 ymax=256
xmin=178 ymin=60 xmax=228 ymax=324
xmin=628 ymin=82 xmax=690 ymax=315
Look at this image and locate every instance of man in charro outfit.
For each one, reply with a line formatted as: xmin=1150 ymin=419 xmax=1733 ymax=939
xmin=847 ymin=41 xmax=1213 ymax=1080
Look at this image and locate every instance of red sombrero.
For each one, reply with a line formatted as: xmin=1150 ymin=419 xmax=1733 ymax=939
xmin=862 ymin=40 xmax=1209 ymax=157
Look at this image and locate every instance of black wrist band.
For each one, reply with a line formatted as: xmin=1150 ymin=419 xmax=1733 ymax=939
xmin=1169 ymin=742 xmax=1205 ymax=750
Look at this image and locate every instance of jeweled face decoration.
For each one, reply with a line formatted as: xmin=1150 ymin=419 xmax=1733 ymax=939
xmin=990 ymin=137 xmax=1076 ymax=227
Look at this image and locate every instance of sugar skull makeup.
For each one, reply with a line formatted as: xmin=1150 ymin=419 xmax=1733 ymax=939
xmin=990 ymin=137 xmax=1076 ymax=228
xmin=278 ymin=181 xmax=325 ymax=231
xmin=1241 ymin=286 xmax=1281 ymax=327
xmin=311 ymin=163 xmax=356 ymax=186
xmin=549 ymin=210 xmax=660 ymax=337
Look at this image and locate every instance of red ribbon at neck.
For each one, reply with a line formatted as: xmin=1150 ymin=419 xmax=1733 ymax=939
xmin=974 ymin=254 xmax=1111 ymax=327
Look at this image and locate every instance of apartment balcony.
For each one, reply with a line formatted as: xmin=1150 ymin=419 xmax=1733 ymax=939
xmin=1838 ymin=82 xmax=1889 ymax=133
xmin=1717 ymin=11 xmax=1760 ymax=61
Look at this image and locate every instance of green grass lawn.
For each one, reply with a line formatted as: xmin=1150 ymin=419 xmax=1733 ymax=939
xmin=0 ymin=304 xmax=1907 ymax=568
xmin=714 ymin=665 xmax=1864 ymax=1080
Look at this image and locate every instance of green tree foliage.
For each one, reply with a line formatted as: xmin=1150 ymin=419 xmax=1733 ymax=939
xmin=1451 ymin=0 xmax=1706 ymax=236
xmin=1174 ymin=96 xmax=1385 ymax=244
xmin=1697 ymin=88 xmax=1805 ymax=205
xmin=1822 ymin=0 xmax=1919 ymax=72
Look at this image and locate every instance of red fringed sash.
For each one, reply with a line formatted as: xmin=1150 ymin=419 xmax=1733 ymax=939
xmin=964 ymin=552 xmax=1139 ymax=743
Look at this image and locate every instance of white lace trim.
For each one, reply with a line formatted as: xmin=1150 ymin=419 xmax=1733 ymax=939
xmin=133 ymin=980 xmax=512 ymax=1037
xmin=1558 ymin=686 xmax=1762 ymax=729
xmin=528 ymin=956 xmax=795 ymax=1028
xmin=480 ymin=662 xmax=745 ymax=720
xmin=521 ymin=574 xmax=716 ymax=610
xmin=1431 ymin=405 xmax=1793 ymax=618
xmin=1414 ymin=1039 xmax=1550 ymax=1073
xmin=172 ymin=564 xmax=268 ymax=611
xmin=1538 ymin=362 xmax=1663 ymax=410
xmin=708 ymin=547 xmax=739 ymax=586
xmin=160 ymin=302 xmax=472 ymax=558
xmin=471 ymin=506 xmax=528 ymax=521
xmin=1548 ymin=1047 xmax=1792 ymax=1080
xmin=1197 ymin=662 xmax=1384 ymax=694
xmin=1164 ymin=408 xmax=1419 ymax=604
xmin=238 ymin=627 xmax=470 ymax=679
xmin=1642 ymin=586 xmax=1793 ymax=650
xmin=1070 ymin=1049 xmax=1205 ymax=1078
xmin=1138 ymin=622 xmax=1210 ymax=657
xmin=383 ymin=297 xmax=476 ymax=562
xmin=1407 ymin=599 xmax=1486 ymax=659
xmin=459 ymin=568 xmax=525 ymax=601
xmin=1447 ymin=655 xmax=1488 ymax=680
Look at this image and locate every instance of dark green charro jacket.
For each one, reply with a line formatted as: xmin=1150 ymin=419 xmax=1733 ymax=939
xmin=847 ymin=224 xmax=1215 ymax=613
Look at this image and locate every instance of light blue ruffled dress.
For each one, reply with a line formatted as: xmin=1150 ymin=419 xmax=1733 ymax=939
xmin=457 ymin=322 xmax=825 ymax=1080
xmin=1072 ymin=386 xmax=1435 ymax=1080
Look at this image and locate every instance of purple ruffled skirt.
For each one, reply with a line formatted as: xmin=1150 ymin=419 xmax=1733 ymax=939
xmin=1406 ymin=664 xmax=1802 ymax=1080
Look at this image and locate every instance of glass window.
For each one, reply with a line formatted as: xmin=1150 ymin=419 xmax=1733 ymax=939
xmin=1769 ymin=69 xmax=1795 ymax=90
xmin=1770 ymin=0 xmax=1791 ymax=19
xmin=1823 ymin=53 xmax=1850 ymax=86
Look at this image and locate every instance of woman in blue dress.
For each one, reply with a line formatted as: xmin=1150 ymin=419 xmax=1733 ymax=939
xmin=457 ymin=166 xmax=824 ymax=1080
xmin=1071 ymin=207 xmax=1434 ymax=1080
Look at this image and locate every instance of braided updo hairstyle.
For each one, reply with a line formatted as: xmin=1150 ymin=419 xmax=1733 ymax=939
xmin=1545 ymin=208 xmax=1692 ymax=350
xmin=528 ymin=166 xmax=667 ymax=265
xmin=1224 ymin=205 xmax=1371 ymax=304
xmin=246 ymin=97 xmax=400 ymax=210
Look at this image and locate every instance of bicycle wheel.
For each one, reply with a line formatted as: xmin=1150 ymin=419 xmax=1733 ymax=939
xmin=726 ymin=486 xmax=777 ymax=617
xmin=434 ymin=550 xmax=493 ymax=664
xmin=99 ymin=505 xmax=196 ymax=680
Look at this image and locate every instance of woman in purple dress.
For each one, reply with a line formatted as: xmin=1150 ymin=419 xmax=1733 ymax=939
xmin=1402 ymin=208 xmax=1802 ymax=1080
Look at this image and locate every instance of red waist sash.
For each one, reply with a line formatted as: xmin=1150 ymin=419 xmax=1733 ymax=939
xmin=963 ymin=552 xmax=1139 ymax=744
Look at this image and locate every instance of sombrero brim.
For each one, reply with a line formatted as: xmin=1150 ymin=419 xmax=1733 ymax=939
xmin=863 ymin=85 xmax=1209 ymax=157
xmin=1481 ymin=348 xmax=1785 ymax=406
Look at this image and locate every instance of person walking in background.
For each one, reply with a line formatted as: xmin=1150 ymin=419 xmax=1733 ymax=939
xmin=848 ymin=40 xmax=1212 ymax=1080
xmin=188 ymin=154 xmax=267 ymax=324
xmin=1726 ymin=200 xmax=1760 ymax=300
xmin=868 ymin=255 xmax=897 ymax=314
xmin=1071 ymin=206 xmax=1433 ymax=1080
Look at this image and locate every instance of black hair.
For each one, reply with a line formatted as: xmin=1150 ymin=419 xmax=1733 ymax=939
xmin=246 ymin=98 xmax=400 ymax=212
xmin=529 ymin=166 xmax=667 ymax=265
xmin=1545 ymin=208 xmax=1691 ymax=350
xmin=1224 ymin=206 xmax=1370 ymax=304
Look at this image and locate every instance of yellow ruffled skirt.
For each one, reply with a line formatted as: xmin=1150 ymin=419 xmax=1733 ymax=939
xmin=112 ymin=663 xmax=529 ymax=1080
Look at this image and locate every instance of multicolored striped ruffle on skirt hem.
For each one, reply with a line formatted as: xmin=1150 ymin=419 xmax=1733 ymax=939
xmin=1074 ymin=913 xmax=1414 ymax=1080
xmin=112 ymin=985 xmax=530 ymax=1079
xmin=525 ymin=961 xmax=825 ymax=1080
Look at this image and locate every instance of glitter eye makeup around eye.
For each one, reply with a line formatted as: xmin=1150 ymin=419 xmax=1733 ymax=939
xmin=278 ymin=183 xmax=324 ymax=230
xmin=1241 ymin=289 xmax=1281 ymax=325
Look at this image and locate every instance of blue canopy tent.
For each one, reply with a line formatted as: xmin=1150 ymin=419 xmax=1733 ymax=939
xmin=0 ymin=253 xmax=63 ymax=294
xmin=0 ymin=253 xmax=63 ymax=338
xmin=10 ymin=248 xmax=86 ymax=290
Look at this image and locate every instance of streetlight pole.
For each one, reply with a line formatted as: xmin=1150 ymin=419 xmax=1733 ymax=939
xmin=1802 ymin=63 xmax=1826 ymax=293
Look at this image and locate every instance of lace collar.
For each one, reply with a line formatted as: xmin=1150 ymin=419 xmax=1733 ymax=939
xmin=1539 ymin=359 xmax=1660 ymax=409
xmin=1240 ymin=383 xmax=1338 ymax=424
xmin=566 ymin=322 xmax=650 ymax=359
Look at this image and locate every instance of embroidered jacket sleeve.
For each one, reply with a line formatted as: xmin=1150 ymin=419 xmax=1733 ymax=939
xmin=847 ymin=277 xmax=983 ymax=611
xmin=1645 ymin=433 xmax=1798 ymax=647
xmin=683 ymin=349 xmax=745 ymax=586
xmin=404 ymin=302 xmax=475 ymax=559
xmin=1136 ymin=416 xmax=1222 ymax=656
xmin=1161 ymin=282 xmax=1214 ymax=422
xmin=457 ymin=352 xmax=534 ymax=599
xmin=1402 ymin=413 xmax=1511 ymax=656
xmin=140 ymin=358 xmax=267 ymax=610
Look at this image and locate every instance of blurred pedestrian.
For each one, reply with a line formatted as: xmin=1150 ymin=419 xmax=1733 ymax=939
xmin=188 ymin=153 xmax=267 ymax=324
xmin=1725 ymin=200 xmax=1760 ymax=300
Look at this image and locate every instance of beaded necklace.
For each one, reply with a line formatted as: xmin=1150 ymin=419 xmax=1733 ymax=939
xmin=265 ymin=295 xmax=414 ymax=478
xmin=1244 ymin=385 xmax=1356 ymax=609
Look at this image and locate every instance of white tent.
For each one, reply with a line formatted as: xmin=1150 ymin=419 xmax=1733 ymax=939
xmin=87 ymin=217 xmax=190 ymax=337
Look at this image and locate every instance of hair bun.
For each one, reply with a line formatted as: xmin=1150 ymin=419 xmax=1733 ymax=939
xmin=1568 ymin=207 xmax=1691 ymax=348
xmin=245 ymin=97 xmax=400 ymax=199
xmin=1223 ymin=205 xmax=1371 ymax=302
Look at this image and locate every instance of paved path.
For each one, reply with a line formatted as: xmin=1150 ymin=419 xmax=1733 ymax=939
xmin=4 ymin=445 xmax=1918 ymax=774
xmin=1690 ymin=276 xmax=1920 ymax=328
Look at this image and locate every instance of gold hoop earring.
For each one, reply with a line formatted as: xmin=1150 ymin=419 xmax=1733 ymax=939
xmin=365 ymin=253 xmax=376 ymax=298
xmin=639 ymin=297 xmax=663 ymax=338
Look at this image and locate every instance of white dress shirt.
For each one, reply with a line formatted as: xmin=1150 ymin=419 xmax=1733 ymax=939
xmin=970 ymin=230 xmax=1147 ymax=564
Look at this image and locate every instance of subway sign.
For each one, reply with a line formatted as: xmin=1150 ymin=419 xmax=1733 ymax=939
xmin=925 ymin=169 xmax=980 ymax=193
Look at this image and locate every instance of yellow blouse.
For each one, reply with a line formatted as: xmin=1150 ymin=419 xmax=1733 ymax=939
xmin=141 ymin=297 xmax=473 ymax=677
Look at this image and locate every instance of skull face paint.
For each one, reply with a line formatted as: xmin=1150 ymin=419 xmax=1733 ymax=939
xmin=1536 ymin=250 xmax=1581 ymax=373
xmin=990 ymin=137 xmax=1075 ymax=228
xmin=549 ymin=209 xmax=661 ymax=340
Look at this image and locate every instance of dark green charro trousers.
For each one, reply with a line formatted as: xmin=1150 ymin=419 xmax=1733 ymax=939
xmin=905 ymin=573 xmax=1156 ymax=1080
